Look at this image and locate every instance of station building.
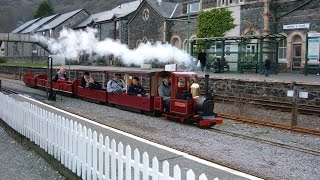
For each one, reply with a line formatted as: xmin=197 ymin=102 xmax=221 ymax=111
xmin=2 ymin=0 xmax=320 ymax=73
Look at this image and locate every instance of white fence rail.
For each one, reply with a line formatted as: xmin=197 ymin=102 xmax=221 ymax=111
xmin=0 ymin=93 xmax=217 ymax=180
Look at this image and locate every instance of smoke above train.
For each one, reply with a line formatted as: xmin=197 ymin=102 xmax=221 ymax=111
xmin=34 ymin=28 xmax=193 ymax=67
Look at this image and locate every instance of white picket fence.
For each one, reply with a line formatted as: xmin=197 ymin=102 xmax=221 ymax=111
xmin=0 ymin=93 xmax=217 ymax=180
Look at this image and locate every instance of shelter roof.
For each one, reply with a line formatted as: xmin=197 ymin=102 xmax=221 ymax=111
xmin=191 ymin=34 xmax=287 ymax=42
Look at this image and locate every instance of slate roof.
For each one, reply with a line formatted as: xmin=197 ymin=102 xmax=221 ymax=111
xmin=76 ymin=0 xmax=140 ymax=28
xmin=147 ymin=0 xmax=178 ymax=18
xmin=20 ymin=14 xmax=60 ymax=33
xmin=11 ymin=18 xmax=41 ymax=33
xmin=37 ymin=9 xmax=85 ymax=31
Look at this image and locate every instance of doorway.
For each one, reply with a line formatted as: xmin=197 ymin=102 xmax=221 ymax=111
xmin=292 ymin=35 xmax=302 ymax=71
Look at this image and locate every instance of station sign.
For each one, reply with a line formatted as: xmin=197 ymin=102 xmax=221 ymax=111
xmin=308 ymin=33 xmax=320 ymax=38
xmin=283 ymin=23 xmax=310 ymax=30
xmin=165 ymin=64 xmax=177 ymax=71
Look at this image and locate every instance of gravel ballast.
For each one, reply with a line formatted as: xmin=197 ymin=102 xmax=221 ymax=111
xmin=2 ymin=78 xmax=320 ymax=180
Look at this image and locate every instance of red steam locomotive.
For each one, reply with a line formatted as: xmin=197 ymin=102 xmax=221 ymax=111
xmin=23 ymin=68 xmax=222 ymax=128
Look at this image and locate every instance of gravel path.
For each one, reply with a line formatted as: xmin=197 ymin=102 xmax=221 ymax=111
xmin=2 ymin=78 xmax=320 ymax=180
xmin=0 ymin=125 xmax=64 ymax=180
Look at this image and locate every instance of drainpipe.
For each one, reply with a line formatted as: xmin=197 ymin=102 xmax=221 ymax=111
xmin=163 ymin=20 xmax=167 ymax=43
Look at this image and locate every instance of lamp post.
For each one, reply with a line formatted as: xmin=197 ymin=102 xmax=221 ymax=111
xmin=48 ymin=56 xmax=56 ymax=101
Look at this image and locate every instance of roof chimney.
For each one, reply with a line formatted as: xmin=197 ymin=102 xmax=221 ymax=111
xmin=157 ymin=0 xmax=162 ymax=5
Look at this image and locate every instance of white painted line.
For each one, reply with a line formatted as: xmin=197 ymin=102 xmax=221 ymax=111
xmin=20 ymin=94 xmax=263 ymax=180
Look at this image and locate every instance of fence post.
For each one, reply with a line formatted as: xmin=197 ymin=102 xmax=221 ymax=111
xmin=291 ymin=83 xmax=298 ymax=126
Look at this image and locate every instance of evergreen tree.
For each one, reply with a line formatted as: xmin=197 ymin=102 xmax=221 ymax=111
xmin=34 ymin=1 xmax=55 ymax=18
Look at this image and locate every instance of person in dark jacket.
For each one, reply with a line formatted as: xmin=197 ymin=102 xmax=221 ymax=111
xmin=263 ymin=56 xmax=271 ymax=77
xmin=81 ymin=72 xmax=90 ymax=88
xmin=88 ymin=77 xmax=102 ymax=90
xmin=128 ymin=77 xmax=146 ymax=97
xmin=198 ymin=49 xmax=206 ymax=72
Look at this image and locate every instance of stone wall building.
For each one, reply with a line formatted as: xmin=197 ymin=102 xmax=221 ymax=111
xmin=240 ymin=0 xmax=320 ymax=72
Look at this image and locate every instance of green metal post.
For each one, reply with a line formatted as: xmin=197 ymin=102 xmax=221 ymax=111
xmin=187 ymin=4 xmax=190 ymax=54
xmin=305 ymin=33 xmax=308 ymax=76
xmin=259 ymin=38 xmax=264 ymax=74
xmin=222 ymin=40 xmax=225 ymax=72
xmin=275 ymin=41 xmax=279 ymax=74
xmin=238 ymin=43 xmax=241 ymax=73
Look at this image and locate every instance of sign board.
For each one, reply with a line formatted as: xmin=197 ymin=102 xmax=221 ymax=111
xmin=308 ymin=39 xmax=320 ymax=59
xmin=299 ymin=91 xmax=309 ymax=99
xmin=287 ymin=90 xmax=309 ymax=99
xmin=308 ymin=33 xmax=320 ymax=38
xmin=283 ymin=23 xmax=310 ymax=30
xmin=165 ymin=64 xmax=177 ymax=71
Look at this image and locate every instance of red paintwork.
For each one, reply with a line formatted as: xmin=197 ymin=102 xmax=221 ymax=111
xmin=170 ymin=72 xmax=198 ymax=99
xmin=23 ymin=73 xmax=36 ymax=87
xmin=154 ymin=96 xmax=163 ymax=110
xmin=108 ymin=93 xmax=154 ymax=111
xmin=77 ymin=86 xmax=107 ymax=103
xmin=170 ymin=99 xmax=193 ymax=115
xmin=35 ymin=74 xmax=47 ymax=88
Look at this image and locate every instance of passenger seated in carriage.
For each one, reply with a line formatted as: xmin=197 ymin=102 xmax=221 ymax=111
xmin=53 ymin=68 xmax=68 ymax=82
xmin=106 ymin=74 xmax=126 ymax=93
xmin=128 ymin=77 xmax=146 ymax=97
xmin=158 ymin=74 xmax=171 ymax=110
xmin=88 ymin=77 xmax=102 ymax=90
xmin=81 ymin=72 xmax=90 ymax=88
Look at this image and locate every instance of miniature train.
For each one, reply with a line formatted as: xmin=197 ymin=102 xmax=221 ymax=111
xmin=23 ymin=69 xmax=222 ymax=128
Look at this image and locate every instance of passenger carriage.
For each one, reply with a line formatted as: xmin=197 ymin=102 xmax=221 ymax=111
xmin=23 ymin=67 xmax=222 ymax=128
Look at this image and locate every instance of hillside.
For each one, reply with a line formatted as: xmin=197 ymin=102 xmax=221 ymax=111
xmin=0 ymin=0 xmax=136 ymax=33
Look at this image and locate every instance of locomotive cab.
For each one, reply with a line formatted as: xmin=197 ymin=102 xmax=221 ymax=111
xmin=154 ymin=71 xmax=222 ymax=128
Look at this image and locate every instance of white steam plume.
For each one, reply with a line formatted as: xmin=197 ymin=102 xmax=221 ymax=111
xmin=34 ymin=28 xmax=193 ymax=67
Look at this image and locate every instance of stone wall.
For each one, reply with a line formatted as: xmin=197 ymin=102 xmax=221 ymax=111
xmin=198 ymin=77 xmax=320 ymax=106
xmin=51 ymin=10 xmax=90 ymax=39
xmin=128 ymin=3 xmax=164 ymax=48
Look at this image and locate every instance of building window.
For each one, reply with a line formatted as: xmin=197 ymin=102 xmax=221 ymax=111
xmin=229 ymin=0 xmax=236 ymax=4
xmin=246 ymin=45 xmax=256 ymax=56
xmin=220 ymin=0 xmax=225 ymax=6
xmin=278 ymin=39 xmax=287 ymax=60
xmin=188 ymin=2 xmax=200 ymax=13
xmin=225 ymin=45 xmax=231 ymax=56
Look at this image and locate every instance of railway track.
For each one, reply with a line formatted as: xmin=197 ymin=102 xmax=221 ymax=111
xmin=210 ymin=128 xmax=320 ymax=157
xmin=215 ymin=94 xmax=320 ymax=117
xmin=1 ymin=77 xmax=320 ymax=137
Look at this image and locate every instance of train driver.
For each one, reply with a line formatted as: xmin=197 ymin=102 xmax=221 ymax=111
xmin=106 ymin=73 xmax=126 ymax=93
xmin=158 ymin=74 xmax=171 ymax=109
xmin=128 ymin=77 xmax=146 ymax=97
